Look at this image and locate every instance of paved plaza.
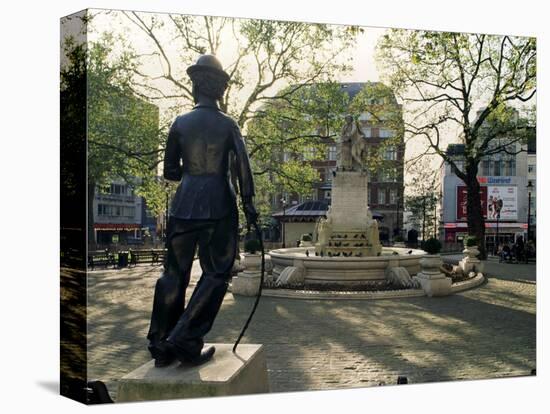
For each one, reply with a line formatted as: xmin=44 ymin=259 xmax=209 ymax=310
xmin=87 ymin=257 xmax=536 ymax=400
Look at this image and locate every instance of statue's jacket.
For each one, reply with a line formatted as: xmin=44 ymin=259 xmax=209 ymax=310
xmin=163 ymin=104 xmax=255 ymax=220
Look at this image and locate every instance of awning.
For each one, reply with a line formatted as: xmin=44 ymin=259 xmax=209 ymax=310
xmin=272 ymin=200 xmax=383 ymax=220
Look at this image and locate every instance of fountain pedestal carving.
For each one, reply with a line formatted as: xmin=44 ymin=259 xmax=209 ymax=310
xmin=316 ymin=170 xmax=382 ymax=258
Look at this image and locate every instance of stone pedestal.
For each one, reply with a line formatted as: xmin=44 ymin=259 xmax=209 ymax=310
xmin=116 ymin=344 xmax=269 ymax=402
xmin=413 ymin=255 xmax=452 ymax=297
xmin=231 ymin=270 xmax=261 ymax=296
xmin=315 ymin=170 xmax=382 ymax=257
xmin=241 ymin=253 xmax=262 ymax=269
xmin=459 ymin=246 xmax=481 ymax=274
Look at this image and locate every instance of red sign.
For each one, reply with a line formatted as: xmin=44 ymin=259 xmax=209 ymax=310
xmin=456 ymin=186 xmax=487 ymax=221
xmin=94 ymin=223 xmax=141 ymax=231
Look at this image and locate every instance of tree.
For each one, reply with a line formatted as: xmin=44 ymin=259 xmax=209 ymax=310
xmin=377 ymin=30 xmax=536 ymax=258
xmin=405 ymin=159 xmax=439 ymax=241
xmin=85 ymin=11 xmax=359 ymax=224
xmin=61 ymin=26 xmax=164 ymax=243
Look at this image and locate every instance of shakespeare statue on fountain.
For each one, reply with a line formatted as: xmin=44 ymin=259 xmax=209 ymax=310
xmin=316 ymin=114 xmax=382 ymax=258
xmin=337 ymin=115 xmax=368 ymax=171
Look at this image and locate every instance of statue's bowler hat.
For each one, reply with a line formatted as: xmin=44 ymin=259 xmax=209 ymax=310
xmin=187 ymin=54 xmax=230 ymax=82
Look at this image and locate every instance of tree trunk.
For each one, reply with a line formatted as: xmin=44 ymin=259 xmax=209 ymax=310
xmin=88 ymin=180 xmax=96 ymax=247
xmin=465 ymin=161 xmax=486 ymax=259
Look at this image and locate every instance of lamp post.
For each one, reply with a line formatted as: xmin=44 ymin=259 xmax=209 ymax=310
xmin=281 ymin=197 xmax=287 ymax=248
xmin=495 ymin=211 xmax=500 ymax=256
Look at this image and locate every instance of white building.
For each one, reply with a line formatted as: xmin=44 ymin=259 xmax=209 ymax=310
xmin=440 ymin=135 xmax=535 ymax=252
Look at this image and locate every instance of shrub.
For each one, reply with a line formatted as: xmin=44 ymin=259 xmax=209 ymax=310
xmin=464 ymin=236 xmax=478 ymax=247
xmin=300 ymin=233 xmax=313 ymax=242
xmin=421 ymin=237 xmax=442 ymax=254
xmin=393 ymin=235 xmax=404 ymax=243
xmin=244 ymin=238 xmax=261 ymax=254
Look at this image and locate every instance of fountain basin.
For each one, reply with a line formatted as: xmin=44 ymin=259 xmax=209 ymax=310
xmin=270 ymin=246 xmax=426 ymax=286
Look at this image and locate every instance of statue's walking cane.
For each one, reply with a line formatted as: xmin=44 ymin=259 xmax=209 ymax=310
xmin=233 ymin=220 xmax=265 ymax=352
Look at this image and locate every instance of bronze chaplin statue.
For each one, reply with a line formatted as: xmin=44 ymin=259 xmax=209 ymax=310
xmin=147 ymin=55 xmax=258 ymax=367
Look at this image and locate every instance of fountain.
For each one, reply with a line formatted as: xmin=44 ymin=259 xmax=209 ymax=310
xmin=269 ymin=115 xmax=426 ymax=290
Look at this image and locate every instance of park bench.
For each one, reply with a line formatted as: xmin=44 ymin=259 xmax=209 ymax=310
xmin=88 ymin=250 xmax=116 ymax=270
xmin=129 ymin=249 xmax=167 ymax=266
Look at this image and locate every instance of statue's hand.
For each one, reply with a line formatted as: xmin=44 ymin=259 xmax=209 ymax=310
xmin=243 ymin=200 xmax=258 ymax=230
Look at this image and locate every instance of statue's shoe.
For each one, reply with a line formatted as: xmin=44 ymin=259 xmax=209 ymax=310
xmin=185 ymin=346 xmax=216 ymax=366
xmin=149 ymin=342 xmax=176 ymax=368
xmin=166 ymin=343 xmax=216 ymax=367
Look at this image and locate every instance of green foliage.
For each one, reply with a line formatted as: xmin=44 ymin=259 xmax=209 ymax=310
xmin=300 ymin=234 xmax=313 ymax=242
xmin=393 ymin=235 xmax=404 ymax=243
xmin=86 ymin=35 xmax=162 ymax=187
xmin=244 ymin=238 xmax=261 ymax=254
xmin=348 ymin=83 xmax=404 ymax=177
xmin=421 ymin=238 xmax=442 ymax=255
xmin=464 ymin=236 xmax=478 ymax=247
xmin=61 ymin=27 xmax=171 ymax=218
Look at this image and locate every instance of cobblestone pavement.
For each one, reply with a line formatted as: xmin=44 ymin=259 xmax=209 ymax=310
xmin=87 ymin=259 xmax=536 ymax=400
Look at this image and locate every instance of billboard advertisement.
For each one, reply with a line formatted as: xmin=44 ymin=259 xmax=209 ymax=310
xmin=487 ymin=185 xmax=517 ymax=220
xmin=456 ymin=185 xmax=517 ymax=221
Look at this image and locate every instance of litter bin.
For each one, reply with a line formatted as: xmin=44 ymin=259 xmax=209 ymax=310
xmin=118 ymin=251 xmax=129 ymax=268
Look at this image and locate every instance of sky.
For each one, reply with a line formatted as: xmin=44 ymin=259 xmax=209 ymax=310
xmin=86 ymin=10 xmax=385 ymax=107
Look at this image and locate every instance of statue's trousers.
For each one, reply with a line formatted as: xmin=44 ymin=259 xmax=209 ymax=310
xmin=147 ymin=207 xmax=238 ymax=359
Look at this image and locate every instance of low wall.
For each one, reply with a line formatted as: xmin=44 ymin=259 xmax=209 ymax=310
xmin=270 ymin=247 xmax=425 ymax=286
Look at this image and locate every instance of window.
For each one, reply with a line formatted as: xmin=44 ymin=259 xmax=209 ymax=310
xmin=389 ymin=188 xmax=397 ymax=204
xmin=378 ymin=188 xmax=386 ymax=205
xmin=98 ymin=204 xmax=109 ymax=216
xmin=379 ymin=129 xmax=394 ymax=138
xmin=505 ymin=159 xmax=516 ymax=176
xmin=328 ymin=145 xmax=337 ymax=161
xmin=110 ymin=184 xmax=127 ymax=195
xmin=324 ymin=191 xmax=331 ymax=200
xmin=482 ymin=160 xmax=490 ymax=176
xmin=528 ymin=164 xmax=536 ymax=174
xmin=493 ymin=160 xmax=501 ymax=176
xmin=379 ymin=168 xmax=398 ymax=182
xmin=368 ymin=189 xmax=371 ymax=204
xmin=383 ymin=146 xmax=396 ymax=160
xmin=125 ymin=207 xmax=136 ymax=218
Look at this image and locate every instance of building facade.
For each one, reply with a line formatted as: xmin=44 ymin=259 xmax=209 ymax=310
xmin=440 ymin=138 xmax=535 ymax=252
xmin=272 ymin=82 xmax=405 ymax=244
xmin=93 ymin=179 xmax=145 ymax=246
xmin=527 ymin=137 xmax=536 ymax=239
